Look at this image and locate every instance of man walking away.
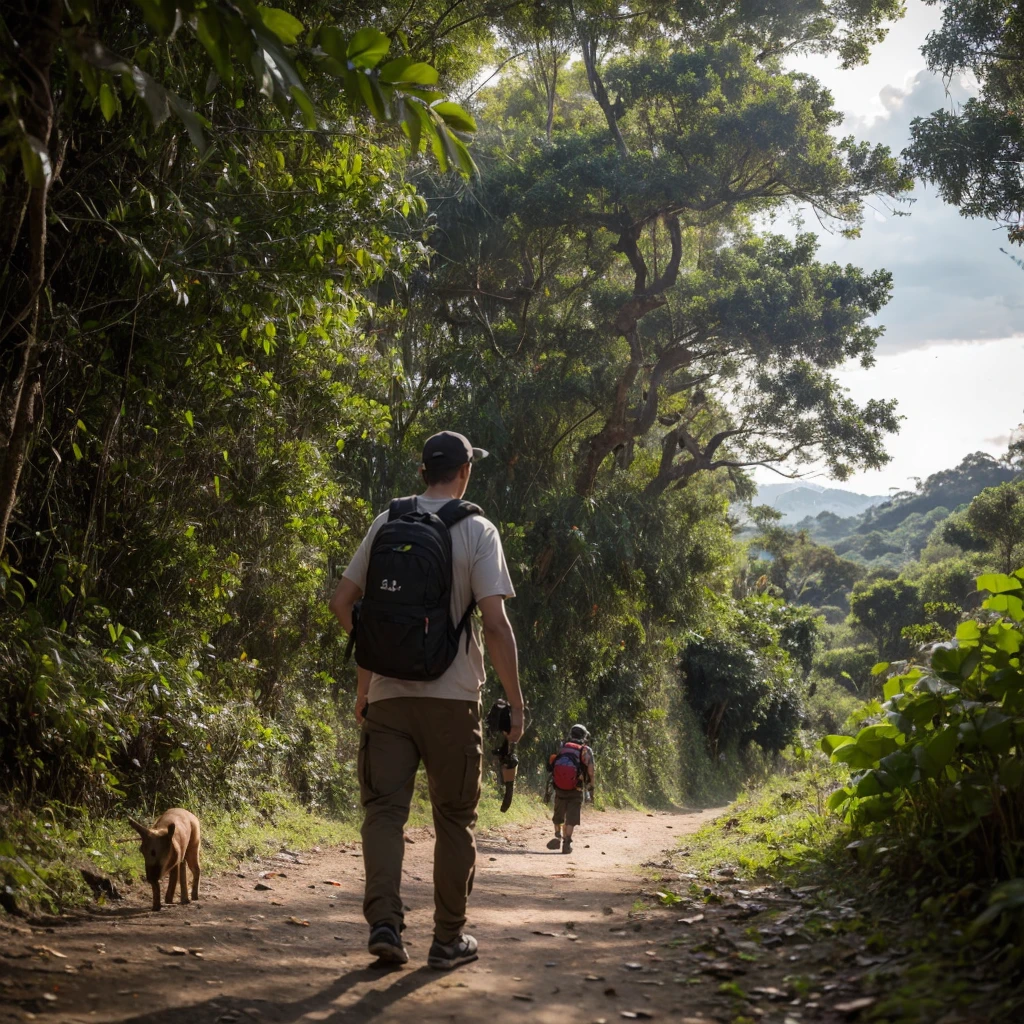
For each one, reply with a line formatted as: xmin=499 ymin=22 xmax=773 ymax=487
xmin=330 ymin=431 xmax=525 ymax=970
xmin=546 ymin=724 xmax=595 ymax=854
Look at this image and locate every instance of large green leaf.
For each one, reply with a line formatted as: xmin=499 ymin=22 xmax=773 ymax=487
xmin=977 ymin=573 xmax=1023 ymax=595
xmin=433 ymin=101 xmax=477 ymax=133
xmin=380 ymin=59 xmax=438 ymax=86
xmin=820 ymin=734 xmax=854 ymax=756
xmin=347 ymin=27 xmax=390 ymax=69
xmin=258 ymin=6 xmax=304 ymax=45
xmin=318 ymin=25 xmax=347 ymax=63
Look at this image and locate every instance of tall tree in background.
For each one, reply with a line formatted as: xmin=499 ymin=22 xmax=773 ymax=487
xmin=906 ymin=1 xmax=1024 ymax=242
xmin=411 ymin=0 xmax=912 ymax=506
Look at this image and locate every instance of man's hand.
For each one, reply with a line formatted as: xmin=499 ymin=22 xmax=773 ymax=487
xmin=505 ymin=704 xmax=525 ymax=743
xmin=480 ymin=595 xmax=524 ymax=736
xmin=354 ymin=665 xmax=371 ymax=729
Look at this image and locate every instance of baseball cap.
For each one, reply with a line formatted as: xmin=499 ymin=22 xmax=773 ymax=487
xmin=421 ymin=431 xmax=489 ymax=470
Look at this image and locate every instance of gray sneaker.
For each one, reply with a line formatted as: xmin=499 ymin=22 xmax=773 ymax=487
xmin=368 ymin=922 xmax=408 ymax=964
xmin=427 ymin=933 xmax=479 ymax=970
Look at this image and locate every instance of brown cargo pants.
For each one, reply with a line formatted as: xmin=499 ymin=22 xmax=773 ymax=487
xmin=358 ymin=697 xmax=482 ymax=944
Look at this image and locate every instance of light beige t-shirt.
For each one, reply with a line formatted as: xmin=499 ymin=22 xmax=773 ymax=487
xmin=343 ymin=497 xmax=515 ymax=702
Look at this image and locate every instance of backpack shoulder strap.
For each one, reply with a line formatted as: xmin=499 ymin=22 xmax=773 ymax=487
xmin=436 ymin=499 xmax=482 ymax=529
xmin=387 ymin=496 xmax=418 ymax=521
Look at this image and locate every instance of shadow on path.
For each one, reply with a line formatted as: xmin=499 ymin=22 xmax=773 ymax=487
xmin=110 ymin=963 xmax=442 ymax=1024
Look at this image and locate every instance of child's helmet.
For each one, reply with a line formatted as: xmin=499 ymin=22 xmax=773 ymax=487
xmin=569 ymin=723 xmax=589 ymax=742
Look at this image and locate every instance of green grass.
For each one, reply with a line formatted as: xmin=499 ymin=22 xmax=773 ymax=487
xmin=1 ymin=776 xmax=550 ymax=916
xmin=673 ymin=763 xmax=845 ymax=880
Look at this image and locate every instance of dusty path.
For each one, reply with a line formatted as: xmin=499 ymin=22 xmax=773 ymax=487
xmin=1 ymin=807 xmax=733 ymax=1024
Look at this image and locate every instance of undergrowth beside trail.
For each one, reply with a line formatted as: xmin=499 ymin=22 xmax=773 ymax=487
xmin=667 ymin=765 xmax=1024 ymax=1022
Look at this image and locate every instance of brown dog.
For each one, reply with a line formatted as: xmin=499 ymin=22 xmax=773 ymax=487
xmin=128 ymin=808 xmax=201 ymax=911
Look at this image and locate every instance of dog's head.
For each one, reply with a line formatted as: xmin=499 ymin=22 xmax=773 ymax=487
xmin=128 ymin=818 xmax=176 ymax=883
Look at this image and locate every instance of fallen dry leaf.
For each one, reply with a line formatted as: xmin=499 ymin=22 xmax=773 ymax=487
xmin=512 ymin=993 xmax=534 ymax=1002
xmin=287 ymin=917 xmax=310 ymax=927
xmin=156 ymin=946 xmax=188 ymax=956
xmin=752 ymin=986 xmax=789 ymax=1001
xmin=834 ymin=997 xmax=877 ymax=1015
xmin=532 ymin=930 xmax=558 ymax=937
xmin=322 ymin=879 xmax=343 ymax=886
xmin=32 ymin=945 xmax=67 ymax=959
xmin=678 ymin=914 xmax=705 ymax=925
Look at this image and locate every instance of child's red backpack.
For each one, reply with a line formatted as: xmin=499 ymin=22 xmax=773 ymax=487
xmin=549 ymin=740 xmax=585 ymax=791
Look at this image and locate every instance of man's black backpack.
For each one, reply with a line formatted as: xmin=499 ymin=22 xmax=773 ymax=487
xmin=346 ymin=496 xmax=482 ymax=681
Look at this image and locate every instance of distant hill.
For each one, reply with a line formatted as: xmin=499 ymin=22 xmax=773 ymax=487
xmin=755 ymin=482 xmax=886 ymax=525
xmin=789 ymin=452 xmax=1022 ymax=569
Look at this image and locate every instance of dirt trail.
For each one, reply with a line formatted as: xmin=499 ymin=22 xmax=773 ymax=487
xmin=0 ymin=805 xmax=854 ymax=1024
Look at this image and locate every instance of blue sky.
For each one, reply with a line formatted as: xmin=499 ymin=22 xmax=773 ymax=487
xmin=756 ymin=1 xmax=1024 ymax=494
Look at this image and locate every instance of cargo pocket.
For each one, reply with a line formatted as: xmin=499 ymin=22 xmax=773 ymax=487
xmin=358 ymin=730 xmax=374 ymax=802
xmin=461 ymin=743 xmax=482 ymax=803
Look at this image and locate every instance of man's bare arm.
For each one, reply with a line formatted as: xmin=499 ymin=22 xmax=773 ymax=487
xmin=479 ymin=594 xmax=524 ymax=742
xmin=329 ymin=576 xmax=362 ymax=634
xmin=329 ymin=577 xmax=370 ymax=724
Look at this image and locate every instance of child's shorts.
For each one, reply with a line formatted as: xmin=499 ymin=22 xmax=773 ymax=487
xmin=552 ymin=788 xmax=583 ymax=827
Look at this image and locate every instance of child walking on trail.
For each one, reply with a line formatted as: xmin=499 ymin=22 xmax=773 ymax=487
xmin=546 ymin=724 xmax=595 ymax=854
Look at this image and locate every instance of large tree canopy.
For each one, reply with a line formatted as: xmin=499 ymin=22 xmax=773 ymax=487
xmin=412 ymin=4 xmax=911 ymax=501
xmin=906 ymin=1 xmax=1024 ymax=242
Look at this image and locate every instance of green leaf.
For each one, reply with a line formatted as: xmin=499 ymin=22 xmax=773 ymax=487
xmin=978 ymin=573 xmax=1022 ymax=594
xmin=318 ymin=26 xmax=347 ymax=63
xmin=380 ymin=59 xmax=438 ymax=86
xmin=258 ymin=7 xmax=304 ymax=46
xmin=355 ymin=72 xmax=388 ymax=121
xmin=136 ymin=0 xmax=176 ymax=35
xmin=956 ymin=620 xmax=982 ymax=642
xmin=347 ymin=27 xmax=390 ymax=69
xmin=196 ymin=9 xmax=232 ymax=82
xmin=882 ymin=677 xmax=903 ymax=701
xmin=184 ymin=410 xmax=194 ymax=428
xmin=447 ymin=131 xmax=476 ymax=177
xmin=827 ymin=787 xmax=852 ymax=812
xmin=19 ymin=135 xmax=52 ymax=189
xmin=401 ymin=98 xmax=422 ymax=152
xmin=432 ymin=101 xmax=477 ymax=133
xmin=870 ymin=661 xmax=890 ymax=676
xmin=99 ymin=81 xmax=117 ymax=121
xmin=167 ymin=93 xmax=208 ymax=154
xmin=290 ymin=85 xmax=316 ymax=129
xmin=820 ymin=734 xmax=854 ymax=756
